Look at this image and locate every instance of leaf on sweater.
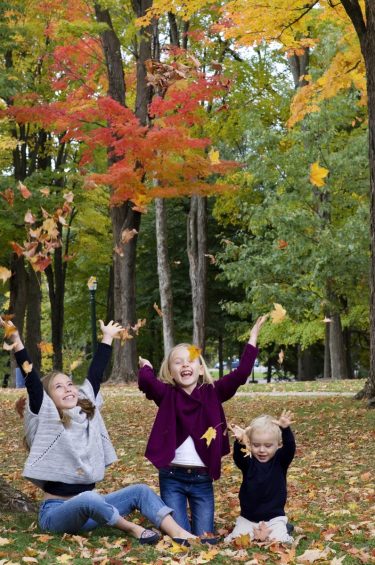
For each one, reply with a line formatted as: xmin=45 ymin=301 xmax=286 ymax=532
xmin=188 ymin=345 xmax=201 ymax=361
xmin=270 ymin=303 xmax=286 ymax=324
xmin=201 ymin=426 xmax=217 ymax=447
xmin=22 ymin=361 xmax=33 ymax=374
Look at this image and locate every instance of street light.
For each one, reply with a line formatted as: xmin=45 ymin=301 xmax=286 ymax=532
xmin=87 ymin=276 xmax=97 ymax=354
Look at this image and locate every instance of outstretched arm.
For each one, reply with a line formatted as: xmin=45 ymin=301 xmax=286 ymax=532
xmin=274 ymin=410 xmax=296 ymax=468
xmin=1 ymin=318 xmax=43 ymax=414
xmin=138 ymin=356 xmax=168 ymax=405
xmin=87 ymin=320 xmax=124 ymax=396
xmin=215 ymin=315 xmax=268 ymax=402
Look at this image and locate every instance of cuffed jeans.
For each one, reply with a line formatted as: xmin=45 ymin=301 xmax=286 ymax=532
xmin=39 ymin=484 xmax=173 ymax=534
xmin=159 ymin=467 xmax=214 ymax=535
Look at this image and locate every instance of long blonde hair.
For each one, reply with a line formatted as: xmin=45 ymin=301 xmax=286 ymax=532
xmin=42 ymin=371 xmax=95 ymax=426
xmin=159 ymin=343 xmax=214 ymax=387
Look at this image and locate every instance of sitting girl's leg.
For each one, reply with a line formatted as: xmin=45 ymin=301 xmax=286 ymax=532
xmin=39 ymin=492 xmax=121 ymax=534
xmin=224 ymin=516 xmax=256 ymax=542
xmin=267 ymin=516 xmax=294 ymax=543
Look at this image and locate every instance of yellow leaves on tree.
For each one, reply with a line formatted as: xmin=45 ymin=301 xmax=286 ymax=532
xmin=309 ymin=162 xmax=329 ymax=188
xmin=270 ymin=303 xmax=287 ymax=324
xmin=188 ymin=344 xmax=202 ymax=361
xmin=0 ymin=266 xmax=12 ymax=284
xmin=201 ymin=426 xmax=217 ymax=447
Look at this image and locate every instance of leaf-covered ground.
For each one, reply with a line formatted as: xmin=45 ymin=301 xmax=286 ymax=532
xmin=0 ymin=384 xmax=374 ymax=564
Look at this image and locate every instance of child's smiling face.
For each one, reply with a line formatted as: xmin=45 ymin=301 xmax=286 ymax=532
xmin=169 ymin=346 xmax=204 ymax=394
xmin=250 ymin=429 xmax=281 ymax=463
xmin=48 ymin=373 xmax=79 ymax=410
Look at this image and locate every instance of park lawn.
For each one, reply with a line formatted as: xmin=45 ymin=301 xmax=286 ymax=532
xmin=0 ymin=384 xmax=374 ymax=564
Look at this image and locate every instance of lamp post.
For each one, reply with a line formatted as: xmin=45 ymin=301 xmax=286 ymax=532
xmin=87 ymin=276 xmax=97 ymax=354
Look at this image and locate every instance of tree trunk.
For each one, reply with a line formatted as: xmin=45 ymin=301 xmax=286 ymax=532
xmin=324 ymin=322 xmax=331 ymax=379
xmin=329 ymin=313 xmax=348 ymax=379
xmin=155 ymin=198 xmax=175 ymax=355
xmin=0 ymin=476 xmax=37 ymax=513
xmin=187 ymin=195 xmax=208 ymax=350
xmin=341 ymin=0 xmax=375 ymax=403
xmin=25 ymin=268 xmax=42 ymax=373
xmin=297 ymin=345 xmax=316 ymax=381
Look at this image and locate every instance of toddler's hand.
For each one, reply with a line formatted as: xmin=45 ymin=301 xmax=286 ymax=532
xmin=274 ymin=409 xmax=295 ymax=429
xmin=228 ymin=423 xmax=246 ymax=443
xmin=139 ymin=356 xmax=153 ymax=369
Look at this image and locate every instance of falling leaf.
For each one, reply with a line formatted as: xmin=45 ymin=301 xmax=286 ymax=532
xmin=121 ymin=228 xmax=138 ymax=244
xmin=63 ymin=191 xmax=74 ymax=203
xmin=22 ymin=361 xmax=33 ymax=374
xmin=40 ymin=206 xmax=50 ymax=219
xmin=208 ymin=148 xmax=220 ymax=164
xmin=278 ymin=349 xmax=284 ymax=364
xmin=29 ymin=227 xmax=42 ymax=239
xmin=24 ymin=210 xmax=36 ymax=224
xmin=204 ymin=253 xmax=216 ymax=264
xmin=188 ymin=345 xmax=202 ymax=361
xmin=70 ymin=359 xmax=82 ymax=372
xmin=18 ymin=181 xmax=32 ymax=199
xmin=321 ymin=316 xmax=332 ymax=323
xmin=278 ymin=239 xmax=288 ymax=249
xmin=0 ymin=267 xmax=12 ymax=284
xmin=153 ymin=303 xmax=163 ymax=317
xmin=38 ymin=342 xmax=54 ymax=356
xmin=270 ymin=303 xmax=287 ymax=324
xmin=3 ymin=322 xmax=17 ymax=339
xmin=30 ymin=254 xmax=52 ymax=272
xmin=10 ymin=241 xmax=24 ymax=256
xmin=132 ymin=203 xmax=148 ymax=213
xmin=113 ymin=245 xmax=124 ymax=257
xmin=58 ymin=215 xmax=68 ymax=226
xmin=201 ymin=426 xmax=217 ymax=447
xmin=0 ymin=188 xmax=15 ymax=206
xmin=119 ymin=327 xmax=134 ymax=343
xmin=309 ymin=162 xmax=329 ymax=188
xmin=131 ymin=318 xmax=146 ymax=335
xmin=39 ymin=187 xmax=50 ymax=197
xmin=42 ymin=217 xmax=59 ymax=238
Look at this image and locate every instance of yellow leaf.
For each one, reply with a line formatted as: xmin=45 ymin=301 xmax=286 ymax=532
xmin=0 ymin=537 xmax=12 ymax=546
xmin=22 ymin=361 xmax=33 ymax=374
xmin=201 ymin=426 xmax=217 ymax=447
xmin=208 ymin=149 xmax=220 ymax=164
xmin=38 ymin=341 xmax=54 ymax=356
xmin=233 ymin=533 xmax=251 ymax=548
xmin=70 ymin=358 xmax=83 ymax=372
xmin=56 ymin=555 xmax=74 ymax=563
xmin=0 ymin=266 xmax=12 ymax=283
xmin=309 ymin=162 xmax=329 ymax=188
xmin=270 ymin=303 xmax=287 ymax=324
xmin=153 ymin=302 xmax=163 ymax=317
xmin=278 ymin=349 xmax=284 ymax=364
xmin=188 ymin=345 xmax=201 ymax=361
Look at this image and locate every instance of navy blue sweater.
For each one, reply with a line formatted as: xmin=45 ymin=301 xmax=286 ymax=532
xmin=233 ymin=427 xmax=295 ymax=522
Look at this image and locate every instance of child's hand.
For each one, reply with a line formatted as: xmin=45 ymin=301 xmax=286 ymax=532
xmin=248 ymin=315 xmax=268 ymax=347
xmin=139 ymin=356 xmax=153 ymax=369
xmin=228 ymin=423 xmax=246 ymax=443
xmin=0 ymin=318 xmax=23 ymax=351
xmin=253 ymin=521 xmax=271 ymax=541
xmin=274 ymin=409 xmax=295 ymax=428
xmin=99 ymin=320 xmax=125 ymax=345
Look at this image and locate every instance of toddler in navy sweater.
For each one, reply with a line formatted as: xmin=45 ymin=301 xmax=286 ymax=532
xmin=225 ymin=410 xmax=295 ymax=543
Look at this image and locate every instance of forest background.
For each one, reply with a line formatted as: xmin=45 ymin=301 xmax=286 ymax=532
xmin=0 ymin=0 xmax=374 ymax=403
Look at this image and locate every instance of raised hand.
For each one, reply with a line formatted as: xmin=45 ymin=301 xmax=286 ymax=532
xmin=273 ymin=409 xmax=295 ymax=429
xmin=228 ymin=423 xmax=246 ymax=443
xmin=139 ymin=356 xmax=153 ymax=369
xmin=99 ymin=320 xmax=125 ymax=345
xmin=248 ymin=315 xmax=268 ymax=347
xmin=0 ymin=318 xmax=23 ymax=351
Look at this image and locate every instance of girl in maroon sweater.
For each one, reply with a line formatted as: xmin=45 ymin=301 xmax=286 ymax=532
xmin=138 ymin=316 xmax=267 ymax=538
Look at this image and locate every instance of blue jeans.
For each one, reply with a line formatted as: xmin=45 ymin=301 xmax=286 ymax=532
xmin=39 ymin=484 xmax=173 ymax=534
xmin=159 ymin=467 xmax=214 ymax=535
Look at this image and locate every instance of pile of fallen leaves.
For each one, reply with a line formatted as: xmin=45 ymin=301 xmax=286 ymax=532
xmin=0 ymin=386 xmax=374 ymax=564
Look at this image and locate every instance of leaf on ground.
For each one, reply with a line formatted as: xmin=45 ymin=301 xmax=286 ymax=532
xmin=201 ymin=426 xmax=217 ymax=447
xmin=297 ymin=547 xmax=331 ymax=563
xmin=0 ymin=538 xmax=12 ymax=546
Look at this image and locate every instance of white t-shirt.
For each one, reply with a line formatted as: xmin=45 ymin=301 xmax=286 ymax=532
xmin=171 ymin=435 xmax=206 ymax=467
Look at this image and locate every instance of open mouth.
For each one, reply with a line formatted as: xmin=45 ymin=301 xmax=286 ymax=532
xmin=180 ymin=370 xmax=193 ymax=378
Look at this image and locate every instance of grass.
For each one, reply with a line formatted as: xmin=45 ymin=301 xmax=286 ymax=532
xmin=0 ymin=381 xmax=374 ymax=564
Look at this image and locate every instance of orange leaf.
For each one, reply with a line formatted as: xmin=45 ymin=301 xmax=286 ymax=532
xmin=200 ymin=426 xmax=217 ymax=447
xmin=18 ymin=181 xmax=32 ymax=199
xmin=0 ymin=267 xmax=12 ymax=283
xmin=153 ymin=303 xmax=163 ymax=317
xmin=131 ymin=318 xmax=147 ymax=335
xmin=277 ymin=239 xmax=288 ymax=249
xmin=0 ymin=188 xmax=14 ymax=206
xmin=24 ymin=210 xmax=36 ymax=224
xmin=188 ymin=345 xmax=201 ymax=361
xmin=39 ymin=188 xmax=50 ymax=197
xmin=121 ymin=228 xmax=138 ymax=244
xmin=38 ymin=341 xmax=54 ymax=356
xmin=3 ymin=322 xmax=17 ymax=339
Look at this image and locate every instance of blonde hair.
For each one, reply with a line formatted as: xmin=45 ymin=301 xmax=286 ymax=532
xmin=42 ymin=371 xmax=95 ymax=426
xmin=243 ymin=414 xmax=282 ymax=449
xmin=159 ymin=343 xmax=214 ymax=387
